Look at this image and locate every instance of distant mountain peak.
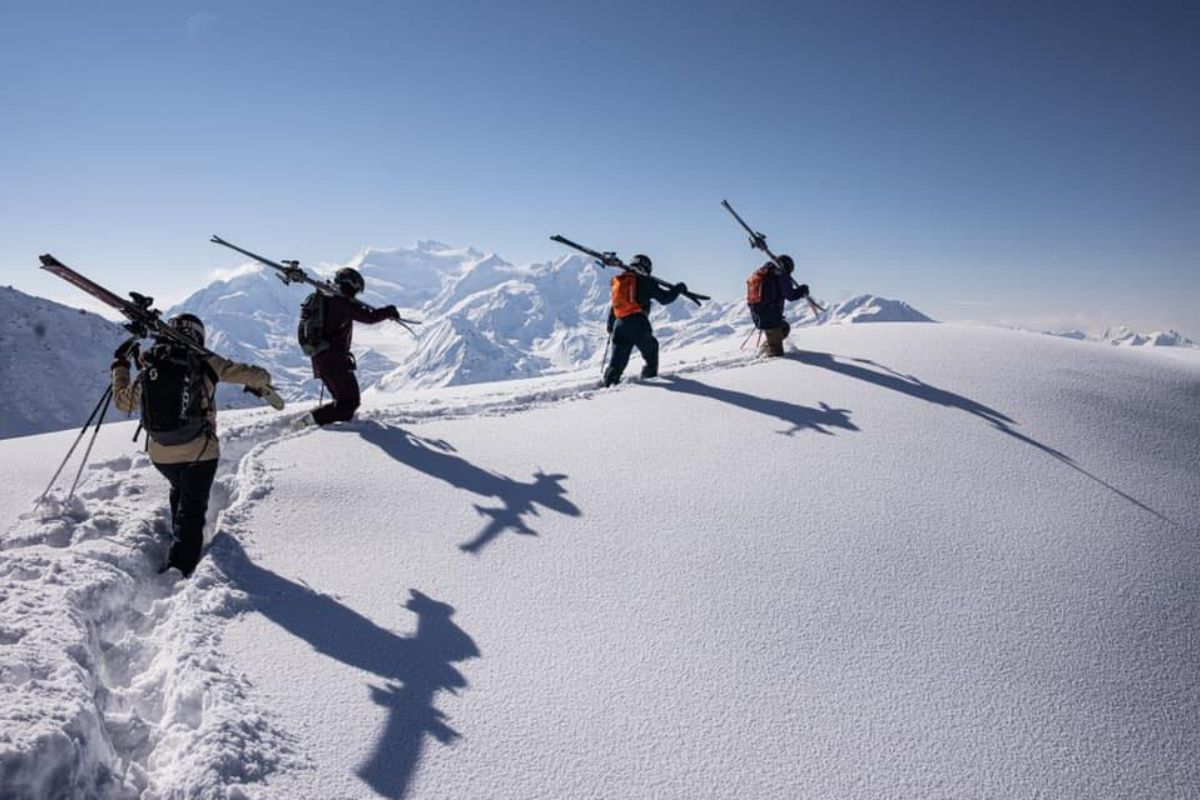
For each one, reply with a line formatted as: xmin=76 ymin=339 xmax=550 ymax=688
xmin=816 ymin=294 xmax=936 ymax=325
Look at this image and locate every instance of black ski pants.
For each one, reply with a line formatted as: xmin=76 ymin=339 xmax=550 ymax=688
xmin=313 ymin=368 xmax=362 ymax=425
xmin=154 ymin=458 xmax=219 ymax=577
xmin=604 ymin=314 xmax=659 ymax=387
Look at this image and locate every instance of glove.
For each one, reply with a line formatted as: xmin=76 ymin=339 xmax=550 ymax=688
xmin=797 ymin=283 xmax=810 ymax=299
xmin=383 ymin=304 xmax=401 ymax=321
xmin=111 ymin=340 xmax=139 ymax=370
xmin=674 ymin=282 xmax=688 ymax=293
xmin=606 ymin=316 xmax=614 ymax=334
xmin=114 ymin=339 xmax=138 ymax=360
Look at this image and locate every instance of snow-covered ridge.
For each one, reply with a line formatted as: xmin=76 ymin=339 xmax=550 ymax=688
xmin=3 ymin=324 xmax=1199 ymax=797
xmin=0 ymin=286 xmax=129 ymax=439
xmin=1044 ymin=324 xmax=1198 ymax=348
xmin=812 ymin=294 xmax=934 ymax=325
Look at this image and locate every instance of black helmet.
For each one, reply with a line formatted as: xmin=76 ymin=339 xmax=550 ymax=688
xmin=630 ymin=254 xmax=652 ymax=274
xmin=168 ymin=313 xmax=205 ymax=347
xmin=334 ymin=267 xmax=365 ymax=297
xmin=775 ymin=255 xmax=795 ymax=275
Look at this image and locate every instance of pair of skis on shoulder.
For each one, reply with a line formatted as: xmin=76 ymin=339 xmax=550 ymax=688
xmin=720 ymin=199 xmax=827 ymax=319
xmin=40 ymin=237 xmax=425 ymax=412
xmin=549 ymin=202 xmax=826 ymax=320
xmin=209 ymin=236 xmax=421 ymax=335
xmin=39 ymin=253 xmax=287 ymax=410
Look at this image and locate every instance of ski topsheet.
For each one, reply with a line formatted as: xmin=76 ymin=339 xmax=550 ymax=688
xmin=209 ymin=235 xmax=421 ymax=336
xmin=720 ymin=199 xmax=826 ymax=316
xmin=549 ymin=235 xmax=710 ymax=306
xmin=39 ymin=254 xmax=285 ymax=410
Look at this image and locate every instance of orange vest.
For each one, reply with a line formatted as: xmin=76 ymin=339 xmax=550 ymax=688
xmin=611 ymin=273 xmax=643 ymax=319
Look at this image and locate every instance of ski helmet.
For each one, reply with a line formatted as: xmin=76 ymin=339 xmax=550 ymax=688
xmin=630 ymin=254 xmax=652 ymax=274
xmin=334 ymin=267 xmax=365 ymax=297
xmin=168 ymin=313 xmax=205 ymax=347
xmin=776 ymin=255 xmax=795 ymax=275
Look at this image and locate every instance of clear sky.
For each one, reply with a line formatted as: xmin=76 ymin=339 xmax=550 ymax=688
xmin=1 ymin=0 xmax=1197 ymax=335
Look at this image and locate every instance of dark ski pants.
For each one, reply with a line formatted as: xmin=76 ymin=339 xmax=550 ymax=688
xmin=154 ymin=459 xmax=219 ymax=577
xmin=604 ymin=314 xmax=659 ymax=387
xmin=313 ymin=368 xmax=362 ymax=425
xmin=762 ymin=321 xmax=792 ymax=357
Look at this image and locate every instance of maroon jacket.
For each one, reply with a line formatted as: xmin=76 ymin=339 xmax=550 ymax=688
xmin=312 ymin=295 xmax=393 ymax=378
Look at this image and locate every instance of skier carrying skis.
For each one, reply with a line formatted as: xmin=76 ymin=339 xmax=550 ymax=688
xmin=603 ymin=254 xmax=687 ymax=387
xmin=746 ymin=255 xmax=810 ymax=357
xmin=297 ymin=267 xmax=401 ymax=426
xmin=111 ymin=313 xmax=276 ymax=577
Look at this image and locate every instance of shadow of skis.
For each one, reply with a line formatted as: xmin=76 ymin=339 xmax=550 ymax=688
xmin=353 ymin=422 xmax=582 ymax=554
xmin=650 ymin=375 xmax=858 ymax=437
xmin=210 ymin=535 xmax=480 ymax=799
xmin=356 ymin=591 xmax=480 ymax=799
xmin=793 ymin=350 xmax=1178 ymax=525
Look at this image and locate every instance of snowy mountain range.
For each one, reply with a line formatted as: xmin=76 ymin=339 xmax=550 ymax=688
xmin=0 ymin=241 xmax=936 ymax=441
xmin=0 ymin=286 xmax=129 ymax=439
xmin=9 ymin=236 xmax=1197 ymax=444
xmin=170 ymin=240 xmax=936 ymax=398
xmin=1045 ymin=325 xmax=1199 ymax=348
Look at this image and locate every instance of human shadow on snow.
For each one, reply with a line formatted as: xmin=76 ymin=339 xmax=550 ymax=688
xmin=649 ymin=375 xmax=858 ymax=437
xmin=351 ymin=421 xmax=582 ymax=554
xmin=210 ymin=534 xmax=480 ymax=800
xmin=792 ymin=351 xmax=1175 ymax=524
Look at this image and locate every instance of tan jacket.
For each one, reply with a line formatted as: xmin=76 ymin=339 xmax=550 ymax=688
xmin=112 ymin=353 xmax=270 ymax=464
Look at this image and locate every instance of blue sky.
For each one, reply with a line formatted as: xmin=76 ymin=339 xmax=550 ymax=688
xmin=1 ymin=1 xmax=1197 ymax=334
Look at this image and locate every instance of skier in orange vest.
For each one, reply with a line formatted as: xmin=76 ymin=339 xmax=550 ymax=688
xmin=746 ymin=255 xmax=809 ymax=357
xmin=603 ymin=254 xmax=686 ymax=387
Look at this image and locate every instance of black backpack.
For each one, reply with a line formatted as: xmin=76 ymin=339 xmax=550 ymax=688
xmin=298 ymin=291 xmax=330 ymax=357
xmin=138 ymin=343 xmax=216 ymax=446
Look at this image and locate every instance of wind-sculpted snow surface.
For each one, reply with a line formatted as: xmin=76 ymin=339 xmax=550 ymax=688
xmin=6 ymin=323 xmax=1197 ymax=799
xmin=0 ymin=412 xmax=310 ymax=798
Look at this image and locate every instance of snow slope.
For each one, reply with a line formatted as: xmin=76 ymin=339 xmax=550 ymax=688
xmin=0 ymin=286 xmax=129 ymax=439
xmin=3 ymin=324 xmax=1198 ymax=799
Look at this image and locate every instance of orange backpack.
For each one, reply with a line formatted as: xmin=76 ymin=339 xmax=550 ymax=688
xmin=611 ymin=273 xmax=643 ymax=319
xmin=746 ymin=265 xmax=777 ymax=307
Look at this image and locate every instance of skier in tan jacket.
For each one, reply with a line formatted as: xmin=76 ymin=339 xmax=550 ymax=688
xmin=112 ymin=313 xmax=277 ymax=576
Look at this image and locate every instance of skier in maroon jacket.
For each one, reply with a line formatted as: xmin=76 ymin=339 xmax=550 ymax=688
xmin=300 ymin=267 xmax=400 ymax=426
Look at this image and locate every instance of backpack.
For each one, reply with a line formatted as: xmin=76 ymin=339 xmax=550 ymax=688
xmin=139 ymin=344 xmax=216 ymax=446
xmin=611 ymin=273 xmax=643 ymax=319
xmin=297 ymin=291 xmax=330 ymax=357
xmin=746 ymin=265 xmax=780 ymax=309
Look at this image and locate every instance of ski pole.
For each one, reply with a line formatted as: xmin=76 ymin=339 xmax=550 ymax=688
xmin=66 ymin=388 xmax=113 ymax=501
xmin=740 ymin=328 xmax=758 ymax=351
xmin=36 ymin=385 xmax=113 ymax=506
xmin=600 ymin=331 xmax=612 ymax=377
